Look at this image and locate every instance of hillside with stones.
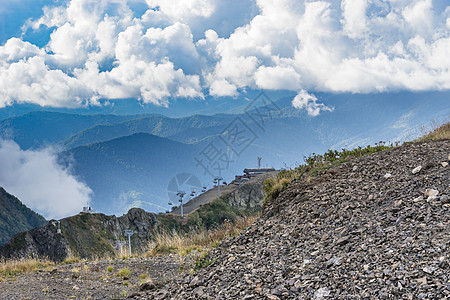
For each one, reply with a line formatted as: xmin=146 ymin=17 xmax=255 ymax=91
xmin=0 ymin=208 xmax=159 ymax=261
xmin=141 ymin=138 xmax=449 ymax=299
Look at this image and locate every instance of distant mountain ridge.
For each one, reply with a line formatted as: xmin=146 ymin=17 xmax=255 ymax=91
xmin=58 ymin=114 xmax=235 ymax=149
xmin=59 ymin=133 xmax=201 ymax=215
xmin=0 ymin=111 xmax=153 ymax=149
xmin=0 ymin=187 xmax=47 ymax=245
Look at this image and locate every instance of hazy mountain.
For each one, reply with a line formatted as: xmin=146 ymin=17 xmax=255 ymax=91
xmin=0 ymin=111 xmax=149 ymax=149
xmin=0 ymin=187 xmax=47 ymax=245
xmin=60 ymin=133 xmax=202 ymax=215
xmin=60 ymin=91 xmax=450 ymax=156
xmin=59 ymin=114 xmax=235 ymax=149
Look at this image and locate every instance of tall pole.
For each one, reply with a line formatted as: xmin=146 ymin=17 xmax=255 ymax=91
xmin=124 ymin=230 xmax=134 ymax=256
xmin=214 ymin=176 xmax=223 ymax=199
xmin=181 ymin=198 xmax=183 ymax=217
xmin=128 ymin=234 xmax=131 ymax=255
xmin=177 ymin=191 xmax=185 ymax=218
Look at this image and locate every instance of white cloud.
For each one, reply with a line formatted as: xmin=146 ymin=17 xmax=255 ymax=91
xmin=0 ymin=56 xmax=94 ymax=108
xmin=254 ymin=65 xmax=301 ymax=90
xmin=0 ymin=0 xmax=449 ymax=108
xmin=0 ymin=38 xmax=42 ymax=63
xmin=209 ymin=79 xmax=238 ymax=97
xmin=292 ymin=90 xmax=334 ymax=117
xmin=0 ymin=139 xmax=92 ymax=219
xmin=341 ymin=0 xmax=368 ymax=39
xmin=146 ymin=0 xmax=216 ymax=20
xmin=402 ymin=0 xmax=434 ymax=36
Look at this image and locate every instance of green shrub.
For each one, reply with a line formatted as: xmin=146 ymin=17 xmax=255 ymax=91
xmin=188 ymin=198 xmax=240 ymax=230
xmin=116 ymin=268 xmax=131 ymax=278
xmin=192 ymin=253 xmax=216 ymax=271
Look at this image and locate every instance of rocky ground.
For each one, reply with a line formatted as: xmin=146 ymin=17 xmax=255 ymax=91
xmin=138 ymin=139 xmax=450 ymax=299
xmin=0 ymin=255 xmax=182 ymax=300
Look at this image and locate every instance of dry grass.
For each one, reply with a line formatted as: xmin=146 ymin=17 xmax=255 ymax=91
xmin=418 ymin=121 xmax=450 ymax=141
xmin=61 ymin=254 xmax=84 ymax=265
xmin=145 ymin=216 xmax=258 ymax=257
xmin=0 ymin=258 xmax=54 ymax=281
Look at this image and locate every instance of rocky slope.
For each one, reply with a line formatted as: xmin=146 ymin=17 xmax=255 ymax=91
xmin=0 ymin=208 xmax=159 ymax=261
xmin=141 ymin=139 xmax=449 ymax=299
xmin=223 ymin=172 xmax=276 ymax=213
xmin=172 ymin=172 xmax=275 ymax=216
xmin=0 ymin=187 xmax=46 ymax=245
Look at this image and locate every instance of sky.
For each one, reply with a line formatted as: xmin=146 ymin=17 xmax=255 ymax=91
xmin=0 ymin=0 xmax=448 ymax=113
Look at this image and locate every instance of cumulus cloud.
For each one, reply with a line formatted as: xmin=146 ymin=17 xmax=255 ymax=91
xmin=341 ymin=0 xmax=368 ymax=39
xmin=292 ymin=90 xmax=334 ymax=117
xmin=0 ymin=139 xmax=92 ymax=219
xmin=0 ymin=0 xmax=449 ymax=108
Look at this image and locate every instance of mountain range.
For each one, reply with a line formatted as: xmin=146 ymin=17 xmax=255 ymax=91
xmin=0 ymin=91 xmax=449 ymax=217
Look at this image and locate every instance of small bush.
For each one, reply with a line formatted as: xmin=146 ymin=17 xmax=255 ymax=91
xmin=263 ymin=177 xmax=291 ymax=205
xmin=192 ymin=252 xmax=215 ymax=271
xmin=106 ymin=266 xmax=114 ymax=272
xmin=116 ymin=268 xmax=131 ymax=279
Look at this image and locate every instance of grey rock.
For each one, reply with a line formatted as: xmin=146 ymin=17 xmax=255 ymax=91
xmin=314 ymin=287 xmax=331 ymax=298
xmin=412 ymin=166 xmax=422 ymax=174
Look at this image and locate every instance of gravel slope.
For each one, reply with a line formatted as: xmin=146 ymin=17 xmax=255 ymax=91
xmin=141 ymin=139 xmax=450 ymax=299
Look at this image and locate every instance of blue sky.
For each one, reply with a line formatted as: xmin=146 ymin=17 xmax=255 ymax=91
xmin=0 ymin=0 xmax=449 ymax=115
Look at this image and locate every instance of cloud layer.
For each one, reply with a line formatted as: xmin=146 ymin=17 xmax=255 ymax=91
xmin=0 ymin=0 xmax=449 ymax=111
xmin=0 ymin=139 xmax=92 ymax=219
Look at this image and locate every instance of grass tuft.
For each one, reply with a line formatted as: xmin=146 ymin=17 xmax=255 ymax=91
xmin=116 ymin=268 xmax=131 ymax=279
xmin=418 ymin=121 xmax=450 ymax=141
xmin=61 ymin=255 xmax=83 ymax=265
